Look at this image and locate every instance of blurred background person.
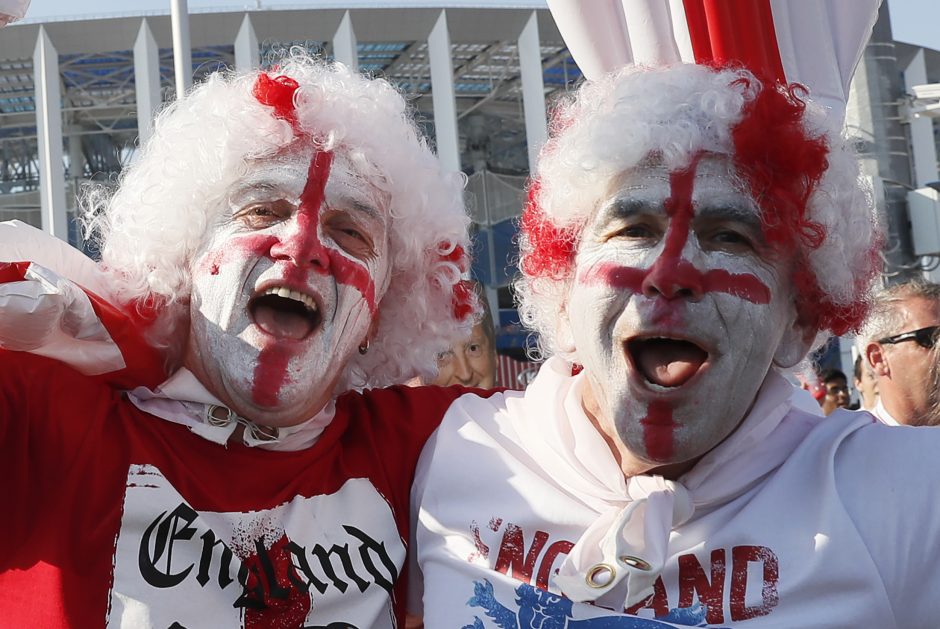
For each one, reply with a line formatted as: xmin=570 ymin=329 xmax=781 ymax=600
xmin=860 ymin=280 xmax=940 ymax=425
xmin=430 ymin=281 xmax=498 ymax=389
xmin=818 ymin=368 xmax=851 ymax=415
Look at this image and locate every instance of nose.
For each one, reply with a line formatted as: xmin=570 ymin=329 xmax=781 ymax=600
xmin=269 ymin=212 xmax=331 ymax=270
xmin=640 ymin=258 xmax=704 ymax=301
xmin=453 ymin=352 xmax=474 ymax=385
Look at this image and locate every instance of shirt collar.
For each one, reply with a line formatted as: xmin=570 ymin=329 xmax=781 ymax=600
xmin=126 ymin=368 xmax=335 ymax=451
xmin=872 ymin=398 xmax=901 ymax=426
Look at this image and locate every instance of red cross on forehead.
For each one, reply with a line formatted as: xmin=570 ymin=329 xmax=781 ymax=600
xmin=249 ymin=148 xmax=378 ymax=409
xmin=294 ymin=149 xmax=377 ymax=315
xmin=579 ymin=154 xmax=772 ymax=305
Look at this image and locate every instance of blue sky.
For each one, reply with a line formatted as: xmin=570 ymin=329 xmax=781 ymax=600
xmin=20 ymin=0 xmax=940 ymax=52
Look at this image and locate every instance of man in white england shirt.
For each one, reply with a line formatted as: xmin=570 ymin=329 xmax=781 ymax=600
xmin=410 ymin=2 xmax=940 ymax=626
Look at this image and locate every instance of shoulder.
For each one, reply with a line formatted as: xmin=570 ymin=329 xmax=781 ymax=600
xmin=2 ymin=351 xmax=107 ymax=400
xmin=412 ymin=388 xmax=522 ymax=493
xmin=828 ymin=409 xmax=940 ymax=487
xmin=344 ymin=384 xmax=506 ymax=430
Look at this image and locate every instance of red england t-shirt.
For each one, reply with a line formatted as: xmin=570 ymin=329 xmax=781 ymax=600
xmin=0 ymin=352 xmax=467 ymax=628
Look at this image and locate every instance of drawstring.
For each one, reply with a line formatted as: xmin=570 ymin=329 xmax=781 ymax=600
xmin=205 ymin=404 xmax=279 ymax=445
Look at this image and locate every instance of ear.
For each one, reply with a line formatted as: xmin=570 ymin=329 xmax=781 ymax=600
xmin=555 ymin=300 xmax=577 ymax=355
xmin=772 ymin=317 xmax=816 ymax=369
xmin=866 ymin=342 xmax=889 ymax=378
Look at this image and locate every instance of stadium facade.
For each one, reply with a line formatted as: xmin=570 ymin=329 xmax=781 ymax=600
xmin=2 ymin=1 xmax=939 ymax=377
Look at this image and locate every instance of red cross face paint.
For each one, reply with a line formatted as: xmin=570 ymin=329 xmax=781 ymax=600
xmin=564 ymin=155 xmax=805 ymax=468
xmin=185 ymin=148 xmax=390 ymax=427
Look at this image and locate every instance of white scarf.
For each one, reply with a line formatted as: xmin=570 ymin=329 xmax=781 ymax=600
xmin=511 ymin=357 xmax=821 ymax=610
xmin=127 ymin=368 xmax=334 ymax=451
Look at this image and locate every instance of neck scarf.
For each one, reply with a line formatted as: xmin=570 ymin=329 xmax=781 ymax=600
xmin=127 ymin=368 xmax=334 ymax=451
xmin=510 ymin=357 xmax=821 ymax=609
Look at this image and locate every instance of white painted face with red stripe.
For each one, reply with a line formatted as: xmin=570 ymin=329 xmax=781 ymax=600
xmin=561 ymin=156 xmax=810 ymax=476
xmin=184 ymin=147 xmax=390 ymax=427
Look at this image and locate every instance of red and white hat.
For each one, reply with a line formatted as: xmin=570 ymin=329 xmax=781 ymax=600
xmin=547 ymin=0 xmax=881 ymax=122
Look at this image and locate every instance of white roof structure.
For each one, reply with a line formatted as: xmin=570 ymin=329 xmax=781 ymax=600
xmin=0 ymin=4 xmax=581 ymax=239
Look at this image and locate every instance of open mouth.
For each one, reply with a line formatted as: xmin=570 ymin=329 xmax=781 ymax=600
xmin=249 ymin=286 xmax=322 ymax=340
xmin=626 ymin=337 xmax=709 ymax=388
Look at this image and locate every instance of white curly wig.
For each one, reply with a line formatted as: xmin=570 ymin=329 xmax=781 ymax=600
xmin=82 ymin=50 xmax=473 ymax=390
xmin=516 ymin=63 xmax=882 ymax=360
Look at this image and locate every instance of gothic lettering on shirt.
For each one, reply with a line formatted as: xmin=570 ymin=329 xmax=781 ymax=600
xmin=139 ymin=503 xmax=399 ymax=608
xmin=477 ymin=519 xmax=780 ymax=623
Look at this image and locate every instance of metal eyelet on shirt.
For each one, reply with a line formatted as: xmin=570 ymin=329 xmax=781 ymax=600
xmin=585 ymin=563 xmax=616 ymax=588
xmin=619 ymin=555 xmax=652 ymax=571
xmin=205 ymin=404 xmax=237 ymax=426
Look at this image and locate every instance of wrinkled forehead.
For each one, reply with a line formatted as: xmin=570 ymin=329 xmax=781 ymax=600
xmin=600 ymin=154 xmax=757 ymax=218
xmin=232 ymin=148 xmax=390 ymax=217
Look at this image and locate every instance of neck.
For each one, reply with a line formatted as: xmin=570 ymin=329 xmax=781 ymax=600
xmin=881 ymin=387 xmax=916 ymax=426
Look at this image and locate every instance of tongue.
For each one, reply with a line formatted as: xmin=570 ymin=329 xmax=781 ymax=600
xmin=253 ymin=303 xmax=313 ymax=340
xmin=633 ymin=339 xmax=707 ymax=387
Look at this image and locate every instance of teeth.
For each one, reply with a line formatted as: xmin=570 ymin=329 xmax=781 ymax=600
xmin=261 ymin=286 xmax=318 ymax=312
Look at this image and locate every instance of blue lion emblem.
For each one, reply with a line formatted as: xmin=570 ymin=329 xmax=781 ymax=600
xmin=462 ymin=580 xmax=729 ymax=629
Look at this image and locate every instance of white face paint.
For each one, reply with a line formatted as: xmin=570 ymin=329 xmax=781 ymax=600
xmin=562 ymin=155 xmax=807 ymax=469
xmin=184 ymin=148 xmax=390 ymax=427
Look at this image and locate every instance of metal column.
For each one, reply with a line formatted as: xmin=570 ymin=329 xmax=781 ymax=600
xmin=171 ymin=0 xmax=193 ymax=98
xmin=235 ymin=13 xmax=259 ymax=71
xmin=33 ymin=26 xmax=68 ymax=241
xmin=904 ymin=49 xmax=939 ymax=188
xmin=844 ymin=2 xmax=918 ymax=280
xmin=333 ymin=11 xmax=358 ymax=72
xmin=134 ymin=18 xmax=162 ymax=145
xmin=518 ymin=11 xmax=547 ymax=171
xmin=428 ymin=10 xmax=461 ymax=173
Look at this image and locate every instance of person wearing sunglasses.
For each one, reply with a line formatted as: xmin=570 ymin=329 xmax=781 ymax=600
xmin=861 ymin=280 xmax=940 ymax=426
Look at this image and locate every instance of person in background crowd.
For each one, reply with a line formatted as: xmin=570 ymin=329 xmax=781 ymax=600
xmin=852 ymin=353 xmax=878 ymax=411
xmin=0 ymin=51 xmax=482 ymax=628
xmin=817 ymin=368 xmax=851 ymax=415
xmin=410 ymin=1 xmax=940 ymax=625
xmin=431 ymin=281 xmax=498 ymax=389
xmin=860 ymin=279 xmax=940 ymax=426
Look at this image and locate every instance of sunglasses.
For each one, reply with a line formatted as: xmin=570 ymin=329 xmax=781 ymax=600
xmin=878 ymin=325 xmax=940 ymax=350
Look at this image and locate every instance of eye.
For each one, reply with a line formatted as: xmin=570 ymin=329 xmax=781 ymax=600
xmin=234 ymin=199 xmax=293 ymax=230
xmin=437 ymin=350 xmax=455 ymax=365
xmin=702 ymin=226 xmax=757 ymax=254
xmin=323 ymin=210 xmax=376 ymax=260
xmin=607 ymin=220 xmax=662 ymax=242
xmin=466 ymin=342 xmax=483 ymax=357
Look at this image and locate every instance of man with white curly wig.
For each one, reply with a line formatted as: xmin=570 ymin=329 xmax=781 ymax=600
xmin=0 ymin=51 xmax=484 ymax=628
xmin=411 ymin=2 xmax=940 ymax=626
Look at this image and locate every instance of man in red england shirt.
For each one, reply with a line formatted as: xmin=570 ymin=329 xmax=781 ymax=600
xmin=0 ymin=51 xmax=477 ymax=628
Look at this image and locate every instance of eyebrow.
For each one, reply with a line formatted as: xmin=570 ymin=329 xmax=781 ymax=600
xmin=347 ymin=199 xmax=380 ymax=219
xmin=230 ymin=175 xmax=300 ymax=199
xmin=599 ymin=198 xmax=656 ymax=223
xmin=602 ymin=196 xmax=761 ymax=225
xmin=693 ymin=201 xmax=763 ymax=230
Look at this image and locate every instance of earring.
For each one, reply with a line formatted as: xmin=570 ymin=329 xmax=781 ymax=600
xmin=358 ymin=340 xmax=370 ymax=355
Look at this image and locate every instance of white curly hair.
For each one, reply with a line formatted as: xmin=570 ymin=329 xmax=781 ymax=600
xmin=82 ymin=50 xmax=473 ymax=390
xmin=516 ymin=63 xmax=882 ymax=360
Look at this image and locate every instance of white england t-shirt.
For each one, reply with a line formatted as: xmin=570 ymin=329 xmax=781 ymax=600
xmin=412 ymin=357 xmax=940 ymax=628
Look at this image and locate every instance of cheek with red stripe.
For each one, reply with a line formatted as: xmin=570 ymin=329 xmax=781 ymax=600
xmin=579 ymin=262 xmax=771 ymax=305
xmin=197 ymin=234 xmax=279 ymax=278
